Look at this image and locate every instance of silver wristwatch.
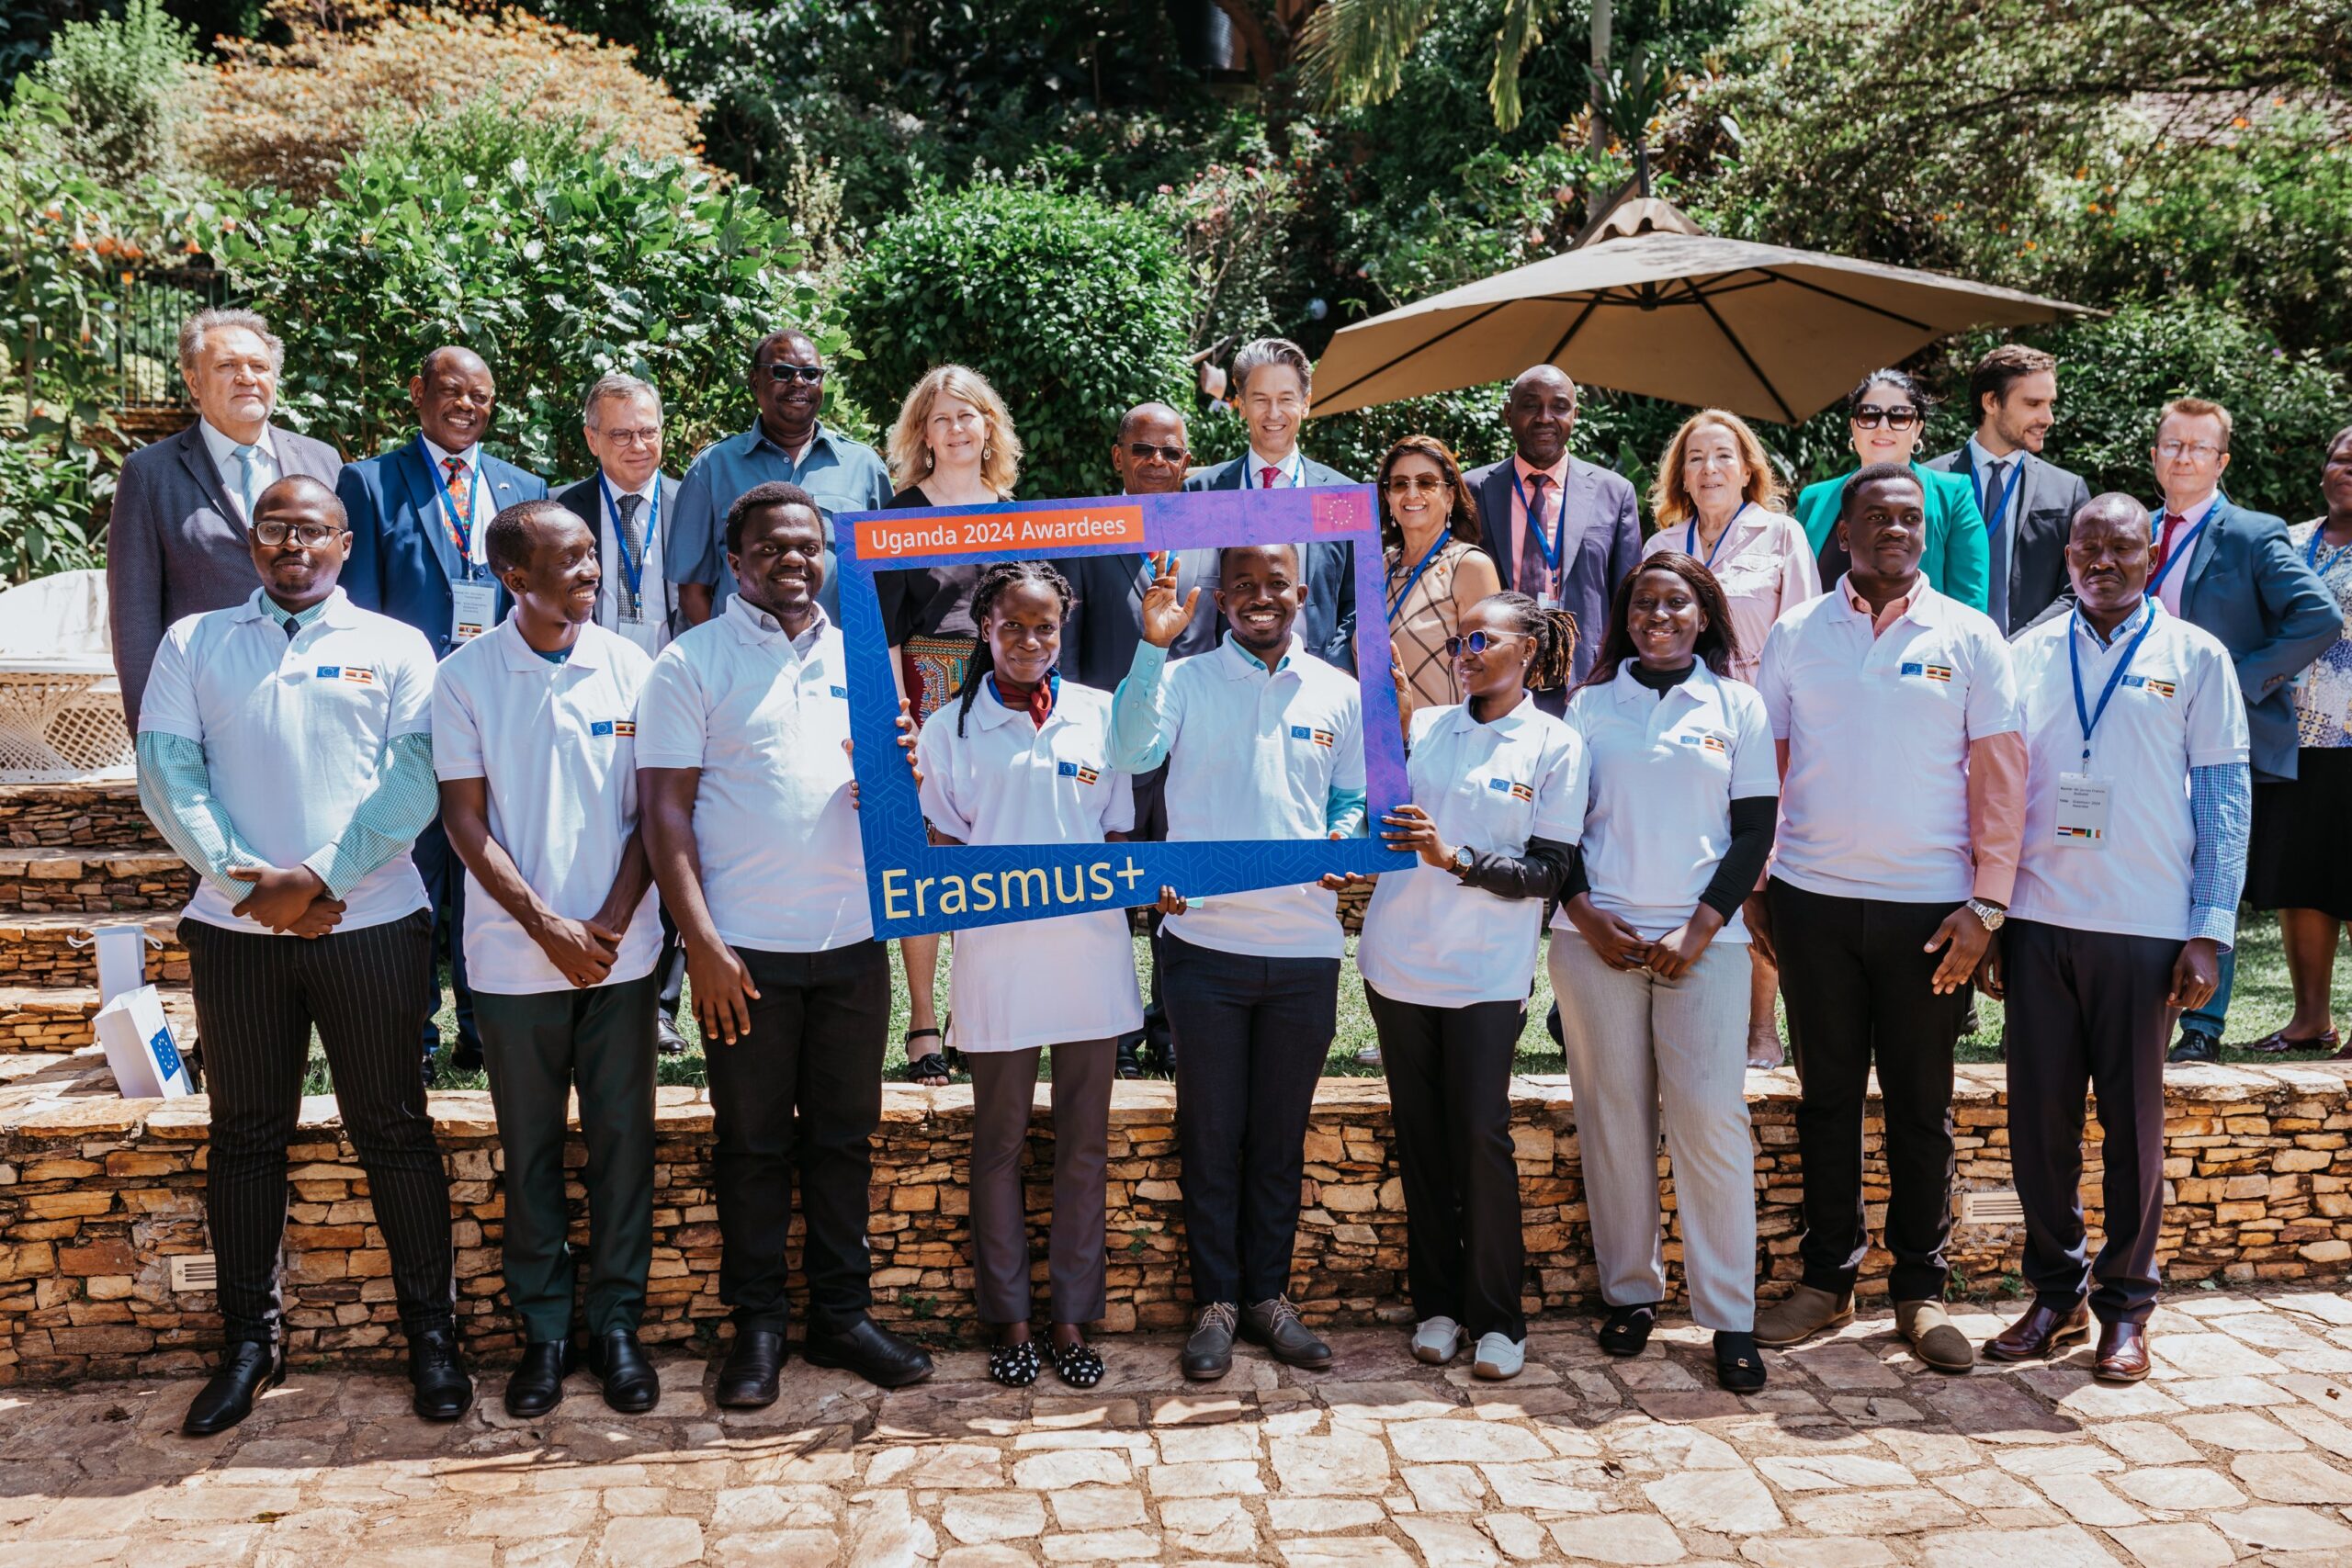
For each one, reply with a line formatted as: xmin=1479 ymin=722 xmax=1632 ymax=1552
xmin=1966 ymin=897 xmax=2006 ymax=932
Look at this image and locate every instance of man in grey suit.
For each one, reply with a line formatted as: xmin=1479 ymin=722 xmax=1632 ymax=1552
xmin=107 ymin=309 xmax=343 ymax=727
xmin=1925 ymin=344 xmax=2093 ymax=634
xmin=555 ymin=372 xmax=689 ymax=1054
xmin=2139 ymin=397 xmax=2342 ymax=1064
xmin=1057 ymin=401 xmax=1219 ymax=1079
xmin=1182 ymin=338 xmax=1359 ymax=671
xmin=1464 ymin=366 xmax=1641 ymax=705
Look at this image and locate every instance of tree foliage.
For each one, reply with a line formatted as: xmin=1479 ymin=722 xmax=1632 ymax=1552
xmin=217 ymin=106 xmax=834 ymax=478
xmin=839 ymin=181 xmax=1199 ymax=498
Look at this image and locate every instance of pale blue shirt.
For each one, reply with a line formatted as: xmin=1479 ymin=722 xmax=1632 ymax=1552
xmin=667 ymin=423 xmax=891 ymax=622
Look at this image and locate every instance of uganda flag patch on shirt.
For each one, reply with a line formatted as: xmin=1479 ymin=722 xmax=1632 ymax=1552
xmin=1901 ymin=661 xmax=1954 ymax=682
xmin=2125 ymin=674 xmax=2177 ymax=699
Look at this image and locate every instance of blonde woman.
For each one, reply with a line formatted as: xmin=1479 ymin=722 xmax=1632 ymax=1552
xmin=1643 ymin=411 xmax=1818 ymax=1070
xmin=1380 ymin=435 xmax=1504 ymax=709
xmin=881 ymin=365 xmax=1022 ymax=1086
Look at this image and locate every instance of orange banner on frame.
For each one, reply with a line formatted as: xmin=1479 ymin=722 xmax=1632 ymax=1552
xmin=859 ymin=504 xmax=1147 ymax=560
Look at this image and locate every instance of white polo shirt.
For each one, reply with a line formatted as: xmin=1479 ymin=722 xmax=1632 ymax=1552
xmin=140 ymin=587 xmax=434 ymax=935
xmin=1758 ymin=578 xmax=2020 ymax=903
xmin=916 ymin=678 xmax=1143 ymax=1051
xmin=2008 ymin=601 xmax=2248 ymax=941
xmin=433 ymin=618 xmax=662 ymax=995
xmin=633 ymin=597 xmax=869 ymax=952
xmin=1554 ymin=661 xmax=1777 ymax=942
xmin=1358 ymin=696 xmax=1584 ymax=1007
xmin=1119 ymin=635 xmax=1365 ymax=960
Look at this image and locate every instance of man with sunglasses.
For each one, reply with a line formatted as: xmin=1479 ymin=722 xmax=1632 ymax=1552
xmin=667 ymin=329 xmax=890 ymax=628
xmin=1464 ymin=365 xmax=1643 ymax=705
xmin=137 ymin=475 xmax=465 ymax=1435
xmin=2133 ymin=399 xmax=2340 ymax=1065
xmin=1056 ymin=402 xmax=1221 ymax=1078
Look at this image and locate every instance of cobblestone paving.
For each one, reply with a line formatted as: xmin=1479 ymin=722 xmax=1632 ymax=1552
xmin=11 ymin=1292 xmax=2352 ymax=1565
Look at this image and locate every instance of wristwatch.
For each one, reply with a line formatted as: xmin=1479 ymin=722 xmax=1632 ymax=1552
xmin=1965 ymin=897 xmax=2007 ymax=932
xmin=1453 ymin=845 xmax=1476 ymax=877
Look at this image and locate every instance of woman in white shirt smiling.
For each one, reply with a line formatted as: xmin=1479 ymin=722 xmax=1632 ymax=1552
xmin=914 ymin=559 xmax=1139 ymax=1391
xmin=1551 ymin=553 xmax=1779 ymax=1393
xmin=1346 ymin=591 xmax=1582 ymax=1381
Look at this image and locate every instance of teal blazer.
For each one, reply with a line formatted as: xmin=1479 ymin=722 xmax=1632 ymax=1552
xmin=1792 ymin=461 xmax=1989 ymax=613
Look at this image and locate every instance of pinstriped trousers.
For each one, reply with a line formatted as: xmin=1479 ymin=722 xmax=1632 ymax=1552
xmin=182 ymin=910 xmax=454 ymax=1345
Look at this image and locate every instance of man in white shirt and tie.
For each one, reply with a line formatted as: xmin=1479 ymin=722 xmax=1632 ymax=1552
xmin=107 ymin=308 xmax=344 ymax=728
xmin=557 ymin=374 xmax=690 ymax=1051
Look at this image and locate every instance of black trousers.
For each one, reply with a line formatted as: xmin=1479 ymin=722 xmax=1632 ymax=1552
xmin=1767 ymin=878 xmax=1971 ymax=1302
xmin=410 ymin=818 xmax=479 ymax=1060
xmin=2004 ymin=919 xmax=2179 ymax=1325
xmin=1365 ymin=984 xmax=1526 ymax=1339
xmin=705 ymin=940 xmax=889 ymax=1335
xmin=182 ymin=910 xmax=453 ymax=1345
xmin=654 ymin=905 xmax=685 ymax=1023
xmin=1162 ymin=934 xmax=1340 ymax=1303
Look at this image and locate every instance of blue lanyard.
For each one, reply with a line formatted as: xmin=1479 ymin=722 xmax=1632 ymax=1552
xmin=2067 ymin=601 xmax=2158 ymax=763
xmin=1385 ymin=535 xmax=1450 ymax=621
xmin=2148 ymin=507 xmax=2211 ymax=599
xmin=422 ymin=439 xmax=482 ymax=580
xmin=597 ymin=474 xmax=661 ymax=607
xmin=1684 ymin=502 xmax=1751 ymax=571
xmin=1970 ymin=451 xmax=2025 ymax=536
xmin=2307 ymin=525 xmax=2351 ymax=575
xmin=1247 ymin=453 xmax=1304 ymax=489
xmin=1509 ymin=467 xmax=1566 ymax=574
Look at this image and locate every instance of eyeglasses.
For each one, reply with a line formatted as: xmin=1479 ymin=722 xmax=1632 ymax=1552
xmin=594 ymin=426 xmax=662 ymax=448
xmin=1384 ymin=474 xmax=1448 ymax=494
xmin=2157 ymin=438 xmax=2223 ymax=462
xmin=1125 ymin=441 xmax=1185 ymax=463
xmin=1852 ymin=404 xmax=1922 ymax=431
xmin=764 ymin=362 xmax=826 ymax=384
xmin=253 ymin=520 xmax=343 ymax=547
xmin=1444 ymin=630 xmax=1525 ymax=657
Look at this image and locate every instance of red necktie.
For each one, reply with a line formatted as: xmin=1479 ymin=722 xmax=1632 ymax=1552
xmin=1260 ymin=465 xmax=1283 ymax=489
xmin=2154 ymin=512 xmax=2184 ymax=577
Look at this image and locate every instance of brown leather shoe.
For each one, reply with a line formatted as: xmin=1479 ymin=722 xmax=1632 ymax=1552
xmin=2093 ymin=1321 xmax=2152 ymax=1382
xmin=1984 ymin=1299 xmax=2091 ymax=1362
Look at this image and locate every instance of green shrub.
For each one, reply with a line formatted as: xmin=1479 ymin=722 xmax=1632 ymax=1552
xmin=17 ymin=0 xmax=196 ymax=186
xmin=839 ymin=181 xmax=1197 ymax=498
xmin=217 ymin=101 xmax=844 ymax=479
xmin=0 ymin=437 xmax=104 ymax=583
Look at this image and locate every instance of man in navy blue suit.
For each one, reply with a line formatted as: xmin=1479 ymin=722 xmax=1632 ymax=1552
xmin=2133 ymin=398 xmax=2342 ymax=1065
xmin=340 ymin=345 xmax=550 ymax=1077
xmin=1464 ymin=366 xmax=1642 ymax=708
xmin=1182 ymin=338 xmax=1359 ymax=671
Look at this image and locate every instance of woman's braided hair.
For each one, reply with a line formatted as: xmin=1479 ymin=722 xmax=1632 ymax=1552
xmin=1479 ymin=591 xmax=1577 ymax=691
xmin=954 ymin=558 xmax=1073 ymax=737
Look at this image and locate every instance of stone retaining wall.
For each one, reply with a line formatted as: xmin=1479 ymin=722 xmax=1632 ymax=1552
xmin=3 ymin=1060 xmax=2349 ymax=1385
xmin=0 ymin=784 xmax=165 ymax=852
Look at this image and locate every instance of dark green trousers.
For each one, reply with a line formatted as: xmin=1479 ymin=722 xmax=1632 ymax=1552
xmin=474 ymin=975 xmax=659 ymax=1342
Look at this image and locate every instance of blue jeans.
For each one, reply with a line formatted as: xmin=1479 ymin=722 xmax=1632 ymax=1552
xmin=2179 ymin=944 xmax=2236 ymax=1043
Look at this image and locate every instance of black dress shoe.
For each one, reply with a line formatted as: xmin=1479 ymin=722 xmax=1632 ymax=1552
xmin=655 ymin=1012 xmax=689 ymax=1056
xmin=802 ymin=1317 xmax=934 ymax=1389
xmin=449 ymin=1042 xmax=484 ymax=1076
xmin=587 ymin=1328 xmax=661 ymax=1413
xmin=408 ymin=1325 xmax=473 ymax=1421
xmin=183 ymin=1340 xmax=284 ymax=1436
xmin=1144 ymin=1039 xmax=1178 ymax=1078
xmin=1114 ymin=1035 xmax=1144 ymax=1080
xmin=716 ymin=1327 xmax=785 ymax=1409
xmin=1182 ymin=1303 xmax=1236 ymax=1381
xmin=503 ymin=1339 xmax=575 ymax=1418
xmin=1240 ymin=1296 xmax=1333 ymax=1371
xmin=2167 ymin=1028 xmax=2221 ymax=1066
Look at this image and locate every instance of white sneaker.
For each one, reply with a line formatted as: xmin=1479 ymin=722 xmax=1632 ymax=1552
xmin=1410 ymin=1317 xmax=1464 ymax=1364
xmin=1473 ymin=1332 xmax=1525 ymax=1380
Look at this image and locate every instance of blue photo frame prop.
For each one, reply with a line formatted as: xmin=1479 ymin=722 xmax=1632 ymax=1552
xmin=835 ymin=485 xmax=1414 ymax=939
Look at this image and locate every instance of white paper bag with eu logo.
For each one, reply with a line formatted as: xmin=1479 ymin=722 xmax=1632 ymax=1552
xmin=94 ymin=983 xmax=192 ymax=1099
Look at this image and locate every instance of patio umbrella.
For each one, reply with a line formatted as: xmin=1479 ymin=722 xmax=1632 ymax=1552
xmin=1309 ymin=197 xmax=2094 ymax=424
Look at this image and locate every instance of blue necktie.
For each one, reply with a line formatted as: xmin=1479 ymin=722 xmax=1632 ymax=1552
xmin=232 ymin=444 xmax=263 ymax=523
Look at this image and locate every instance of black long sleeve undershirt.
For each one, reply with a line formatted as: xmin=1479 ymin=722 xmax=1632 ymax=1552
xmin=1459 ymin=836 xmax=1577 ymax=901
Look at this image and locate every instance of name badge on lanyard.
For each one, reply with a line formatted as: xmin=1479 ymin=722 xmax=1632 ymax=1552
xmin=426 ymin=440 xmax=492 ymax=642
xmin=2058 ymin=604 xmax=2157 ymax=851
xmin=450 ymin=581 xmax=496 ymax=645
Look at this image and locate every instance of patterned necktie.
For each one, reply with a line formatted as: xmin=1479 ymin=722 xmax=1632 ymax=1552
xmin=232 ymin=444 xmax=263 ymax=523
xmin=616 ymin=492 xmax=647 ymax=619
xmin=1983 ymin=459 xmax=2012 ymax=629
xmin=1517 ymin=473 xmax=1553 ymax=598
xmin=443 ymin=456 xmax=473 ymax=522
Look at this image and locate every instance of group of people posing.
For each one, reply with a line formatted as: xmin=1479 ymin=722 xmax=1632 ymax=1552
xmin=109 ymin=310 xmax=2352 ymax=1438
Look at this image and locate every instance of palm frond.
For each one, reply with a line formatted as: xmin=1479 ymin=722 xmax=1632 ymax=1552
xmin=1488 ymin=0 xmax=1566 ymax=132
xmin=1295 ymin=0 xmax=1450 ymax=111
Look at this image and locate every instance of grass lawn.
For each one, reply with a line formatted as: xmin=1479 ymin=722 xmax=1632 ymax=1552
xmin=389 ymin=910 xmax=2352 ymax=1094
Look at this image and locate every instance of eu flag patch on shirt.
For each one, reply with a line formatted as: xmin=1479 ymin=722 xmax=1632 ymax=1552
xmin=1900 ymin=661 xmax=1953 ymax=682
xmin=2125 ymin=674 xmax=2177 ymax=699
xmin=830 ymin=685 xmax=847 ymax=698
xmin=592 ymin=720 xmax=614 ymax=737
xmin=1289 ymin=726 xmax=1336 ymax=748
xmin=1487 ymin=775 xmax=1535 ymax=802
xmin=314 ymin=664 xmax=374 ymax=685
xmin=1057 ymin=760 xmax=1102 ymax=784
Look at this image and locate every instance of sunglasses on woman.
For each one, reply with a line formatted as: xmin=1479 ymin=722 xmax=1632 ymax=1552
xmin=1851 ymin=404 xmax=1921 ymax=431
xmin=1444 ymin=630 xmax=1525 ymax=657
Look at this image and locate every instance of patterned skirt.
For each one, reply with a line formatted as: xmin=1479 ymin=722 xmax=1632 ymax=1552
xmin=901 ymin=633 xmax=978 ymax=727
